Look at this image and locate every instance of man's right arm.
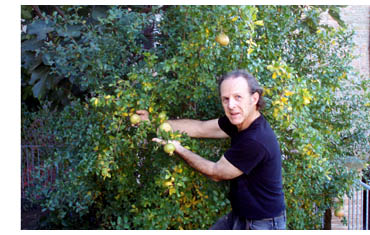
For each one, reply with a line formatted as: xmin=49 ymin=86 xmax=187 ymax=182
xmin=167 ymin=119 xmax=228 ymax=139
xmin=136 ymin=110 xmax=228 ymax=139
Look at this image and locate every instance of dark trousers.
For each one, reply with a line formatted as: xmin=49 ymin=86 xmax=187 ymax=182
xmin=210 ymin=210 xmax=286 ymax=230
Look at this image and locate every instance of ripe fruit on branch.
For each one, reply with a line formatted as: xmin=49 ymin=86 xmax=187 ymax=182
xmin=130 ymin=114 xmax=141 ymax=125
xmin=158 ymin=111 xmax=167 ymax=122
xmin=215 ymin=33 xmax=229 ymax=46
xmin=334 ymin=208 xmax=345 ymax=218
xmin=164 ymin=143 xmax=176 ymax=156
xmin=159 ymin=122 xmax=172 ymax=133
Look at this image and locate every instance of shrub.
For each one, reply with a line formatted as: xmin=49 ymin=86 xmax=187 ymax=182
xmin=21 ymin=5 xmax=369 ymax=229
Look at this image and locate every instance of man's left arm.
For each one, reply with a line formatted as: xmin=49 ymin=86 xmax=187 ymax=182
xmin=153 ymin=138 xmax=243 ymax=182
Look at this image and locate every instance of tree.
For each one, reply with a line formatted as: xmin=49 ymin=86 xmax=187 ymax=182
xmin=21 ymin=5 xmax=369 ymax=229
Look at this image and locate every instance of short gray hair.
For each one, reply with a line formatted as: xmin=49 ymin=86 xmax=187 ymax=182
xmin=218 ymin=70 xmax=265 ymax=110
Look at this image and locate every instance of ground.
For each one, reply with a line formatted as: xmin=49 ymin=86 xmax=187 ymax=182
xmin=21 ymin=199 xmax=47 ymax=230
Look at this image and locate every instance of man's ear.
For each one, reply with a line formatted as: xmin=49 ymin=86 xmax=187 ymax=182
xmin=251 ymin=92 xmax=259 ymax=105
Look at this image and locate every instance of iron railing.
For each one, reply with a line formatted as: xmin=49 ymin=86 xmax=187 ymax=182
xmin=348 ymin=180 xmax=370 ymax=230
xmin=21 ymin=145 xmax=64 ymax=204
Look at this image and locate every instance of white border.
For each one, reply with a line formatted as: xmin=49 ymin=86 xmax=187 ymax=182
xmin=5 ymin=1 xmax=370 ymax=233
xmin=18 ymin=0 xmax=370 ymax=6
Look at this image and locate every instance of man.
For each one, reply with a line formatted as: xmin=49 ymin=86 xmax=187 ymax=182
xmin=137 ymin=70 xmax=286 ymax=230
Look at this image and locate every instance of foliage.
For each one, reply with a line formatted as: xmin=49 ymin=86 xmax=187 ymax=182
xmin=21 ymin=5 xmax=369 ymax=229
xmin=253 ymin=6 xmax=369 ymax=228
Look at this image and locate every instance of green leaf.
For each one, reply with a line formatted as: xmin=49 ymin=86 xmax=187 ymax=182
xmin=21 ymin=51 xmax=42 ymax=71
xmin=32 ymin=75 xmax=47 ymax=99
xmin=57 ymin=25 xmax=83 ymax=38
xmin=21 ymin=5 xmax=33 ymax=20
xmin=21 ymin=38 xmax=44 ymax=53
xmin=27 ymin=19 xmax=55 ymax=40
xmin=91 ymin=6 xmax=109 ymax=20
xmin=42 ymin=52 xmax=55 ymax=66
xmin=29 ymin=66 xmax=49 ymax=85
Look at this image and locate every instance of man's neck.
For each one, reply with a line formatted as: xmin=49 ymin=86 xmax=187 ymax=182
xmin=237 ymin=111 xmax=261 ymax=132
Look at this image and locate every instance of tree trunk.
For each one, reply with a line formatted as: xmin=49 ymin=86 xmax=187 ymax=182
xmin=323 ymin=208 xmax=332 ymax=230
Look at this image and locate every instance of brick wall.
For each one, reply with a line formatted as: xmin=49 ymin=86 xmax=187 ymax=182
xmin=321 ymin=6 xmax=369 ymax=79
xmin=341 ymin=6 xmax=370 ymax=79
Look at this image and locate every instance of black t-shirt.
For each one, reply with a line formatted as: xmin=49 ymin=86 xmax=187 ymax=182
xmin=218 ymin=114 xmax=285 ymax=219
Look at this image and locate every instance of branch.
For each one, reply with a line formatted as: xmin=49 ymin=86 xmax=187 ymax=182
xmin=54 ymin=6 xmax=65 ymax=18
xmin=140 ymin=5 xmax=152 ymax=13
xmin=32 ymin=5 xmax=43 ymax=19
xmin=159 ymin=5 xmax=170 ymax=12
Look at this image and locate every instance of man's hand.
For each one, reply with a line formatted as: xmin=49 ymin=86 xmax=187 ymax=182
xmin=152 ymin=138 xmax=181 ymax=150
xmin=136 ymin=110 xmax=150 ymax=122
xmin=152 ymin=138 xmax=181 ymax=156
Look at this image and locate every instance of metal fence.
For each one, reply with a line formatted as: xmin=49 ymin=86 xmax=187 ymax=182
xmin=348 ymin=180 xmax=370 ymax=230
xmin=21 ymin=145 xmax=63 ymax=204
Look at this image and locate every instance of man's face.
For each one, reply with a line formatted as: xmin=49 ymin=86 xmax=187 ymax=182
xmin=220 ymin=76 xmax=259 ymax=130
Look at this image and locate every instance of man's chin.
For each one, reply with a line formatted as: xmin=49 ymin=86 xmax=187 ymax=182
xmin=228 ymin=117 xmax=242 ymax=126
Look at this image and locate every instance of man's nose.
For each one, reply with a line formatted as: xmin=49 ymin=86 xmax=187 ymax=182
xmin=228 ymin=98 xmax=236 ymax=109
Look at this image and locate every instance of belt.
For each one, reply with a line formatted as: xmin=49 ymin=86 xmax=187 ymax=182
xmin=252 ymin=210 xmax=286 ymax=221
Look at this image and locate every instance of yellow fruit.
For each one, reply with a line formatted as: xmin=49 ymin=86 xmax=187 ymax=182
xmin=334 ymin=208 xmax=345 ymax=218
xmin=164 ymin=181 xmax=173 ymax=187
xmin=164 ymin=143 xmax=176 ymax=156
xmin=130 ymin=114 xmax=141 ymax=125
xmin=158 ymin=111 xmax=167 ymax=121
xmin=159 ymin=122 xmax=172 ymax=133
xmin=215 ymin=33 xmax=229 ymax=46
xmin=254 ymin=20 xmax=264 ymax=26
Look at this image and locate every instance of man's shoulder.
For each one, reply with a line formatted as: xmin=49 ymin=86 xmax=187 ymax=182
xmin=239 ymin=117 xmax=280 ymax=155
xmin=247 ymin=115 xmax=276 ymax=138
xmin=218 ymin=115 xmax=238 ymax=137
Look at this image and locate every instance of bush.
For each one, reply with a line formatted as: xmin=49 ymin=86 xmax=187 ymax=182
xmin=21 ymin=5 xmax=369 ymax=229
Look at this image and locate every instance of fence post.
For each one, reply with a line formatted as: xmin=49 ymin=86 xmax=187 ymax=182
xmin=347 ymin=180 xmax=370 ymax=230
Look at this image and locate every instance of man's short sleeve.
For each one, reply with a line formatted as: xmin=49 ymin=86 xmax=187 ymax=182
xmin=218 ymin=116 xmax=238 ymax=137
xmin=224 ymin=139 xmax=266 ymax=175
